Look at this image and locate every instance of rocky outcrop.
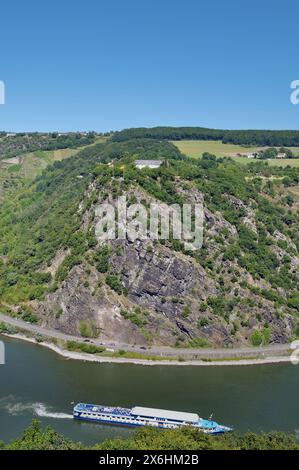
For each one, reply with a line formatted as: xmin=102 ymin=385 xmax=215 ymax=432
xmin=33 ymin=181 xmax=298 ymax=348
xmin=38 ymin=265 xmax=148 ymax=345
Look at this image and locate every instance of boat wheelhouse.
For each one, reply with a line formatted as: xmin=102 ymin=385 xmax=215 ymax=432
xmin=73 ymin=403 xmax=232 ymax=434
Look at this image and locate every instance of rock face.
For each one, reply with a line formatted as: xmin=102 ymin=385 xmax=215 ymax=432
xmin=38 ymin=239 xmax=222 ymax=346
xmin=39 ymin=265 xmax=148 ymax=345
xmin=35 ymin=181 xmax=297 ymax=348
xmin=118 ymin=241 xmax=215 ymax=314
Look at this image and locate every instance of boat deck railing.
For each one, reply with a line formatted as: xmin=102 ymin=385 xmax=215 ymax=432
xmin=75 ymin=403 xmax=132 ymax=416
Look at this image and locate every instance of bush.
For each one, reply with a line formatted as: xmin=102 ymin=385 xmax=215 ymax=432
xmin=94 ymin=245 xmax=111 ymax=273
xmin=287 ymin=295 xmax=299 ymax=312
xmin=66 ymin=341 xmax=105 ymax=354
xmin=250 ymin=330 xmax=264 ymax=346
xmin=0 ymin=322 xmax=17 ymax=334
xmin=189 ymin=337 xmax=210 ymax=348
xmin=182 ymin=306 xmax=191 ymax=318
xmin=20 ymin=308 xmax=39 ymax=324
xmin=79 ymin=320 xmax=98 ymax=338
xmin=120 ymin=308 xmax=147 ymax=327
xmin=106 ymin=273 xmax=123 ymax=295
xmin=250 ymin=327 xmax=271 ymax=346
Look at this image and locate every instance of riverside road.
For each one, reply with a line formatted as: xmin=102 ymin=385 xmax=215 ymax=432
xmin=0 ymin=312 xmax=291 ymax=360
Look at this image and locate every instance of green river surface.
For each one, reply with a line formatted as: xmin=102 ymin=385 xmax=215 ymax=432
xmin=0 ymin=335 xmax=298 ymax=444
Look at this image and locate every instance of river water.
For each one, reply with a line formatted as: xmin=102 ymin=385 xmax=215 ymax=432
xmin=0 ymin=335 xmax=298 ymax=445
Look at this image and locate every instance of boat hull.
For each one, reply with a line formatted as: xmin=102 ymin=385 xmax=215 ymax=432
xmin=73 ymin=411 xmax=230 ymax=434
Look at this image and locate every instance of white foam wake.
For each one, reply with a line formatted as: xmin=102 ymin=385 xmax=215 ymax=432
xmin=0 ymin=396 xmax=72 ymax=419
xmin=33 ymin=403 xmax=72 ymax=419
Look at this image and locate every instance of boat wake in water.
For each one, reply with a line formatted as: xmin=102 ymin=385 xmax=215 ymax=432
xmin=0 ymin=396 xmax=72 ymax=419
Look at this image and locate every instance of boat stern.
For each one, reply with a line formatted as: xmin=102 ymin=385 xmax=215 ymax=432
xmin=73 ymin=403 xmax=84 ymax=419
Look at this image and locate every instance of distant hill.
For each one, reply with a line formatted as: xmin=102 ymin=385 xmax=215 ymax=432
xmin=0 ymin=135 xmax=109 ymax=202
xmin=112 ymin=126 xmax=299 ymax=147
xmin=0 ymin=132 xmax=96 ymax=160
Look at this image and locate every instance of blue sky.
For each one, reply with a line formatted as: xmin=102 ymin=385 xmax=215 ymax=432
xmin=0 ymin=0 xmax=299 ymax=132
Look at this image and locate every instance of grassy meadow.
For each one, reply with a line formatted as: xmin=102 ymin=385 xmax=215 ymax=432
xmin=171 ymin=140 xmax=263 ymax=157
xmin=172 ymin=140 xmax=299 ymax=166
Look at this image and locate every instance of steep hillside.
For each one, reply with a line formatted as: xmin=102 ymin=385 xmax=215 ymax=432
xmin=0 ymin=139 xmax=298 ymax=348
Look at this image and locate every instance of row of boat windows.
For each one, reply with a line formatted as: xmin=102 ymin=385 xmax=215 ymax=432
xmin=79 ymin=413 xmax=182 ymax=425
xmin=76 ymin=409 xmax=194 ymax=425
xmin=77 ymin=413 xmax=216 ymax=432
xmin=138 ymin=415 xmax=193 ymax=424
xmin=79 ymin=415 xmax=177 ymax=429
xmin=79 ymin=412 xmax=191 ymax=425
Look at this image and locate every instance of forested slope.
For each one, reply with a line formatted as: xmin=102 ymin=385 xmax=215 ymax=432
xmin=112 ymin=126 xmax=299 ymax=146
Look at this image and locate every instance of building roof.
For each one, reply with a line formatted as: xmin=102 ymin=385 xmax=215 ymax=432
xmin=131 ymin=406 xmax=199 ymax=423
xmin=135 ymin=160 xmax=162 ymax=166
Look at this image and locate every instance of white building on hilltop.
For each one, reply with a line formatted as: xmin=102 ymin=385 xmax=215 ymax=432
xmin=135 ymin=160 xmax=163 ymax=169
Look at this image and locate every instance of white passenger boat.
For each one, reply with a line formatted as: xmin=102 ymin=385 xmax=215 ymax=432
xmin=73 ymin=403 xmax=232 ymax=434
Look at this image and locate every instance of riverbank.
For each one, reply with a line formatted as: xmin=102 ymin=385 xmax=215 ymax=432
xmin=0 ymin=331 xmax=292 ymax=367
xmin=0 ymin=311 xmax=292 ymax=362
